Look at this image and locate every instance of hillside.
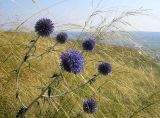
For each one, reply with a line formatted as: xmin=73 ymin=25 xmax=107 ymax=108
xmin=0 ymin=32 xmax=160 ymax=118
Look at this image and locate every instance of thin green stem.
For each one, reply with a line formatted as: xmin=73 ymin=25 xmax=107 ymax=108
xmin=42 ymin=73 xmax=99 ymax=99
xmin=129 ymin=100 xmax=160 ymax=118
xmin=17 ymin=74 xmax=60 ymax=118
xmin=29 ymin=42 xmax=58 ymax=60
xmin=27 ymin=76 xmax=59 ymax=110
xmin=37 ymin=42 xmax=58 ymax=57
xmin=15 ymin=35 xmax=40 ymax=106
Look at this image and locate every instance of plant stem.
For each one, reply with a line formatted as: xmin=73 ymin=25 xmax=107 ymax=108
xmin=27 ymin=76 xmax=59 ymax=110
xmin=32 ymin=42 xmax=58 ymax=58
xmin=17 ymin=74 xmax=60 ymax=118
xmin=16 ymin=35 xmax=40 ymax=106
xmin=42 ymin=74 xmax=99 ymax=99
xmin=129 ymin=100 xmax=160 ymax=118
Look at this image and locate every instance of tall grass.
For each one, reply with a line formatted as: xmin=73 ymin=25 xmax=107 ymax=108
xmin=0 ymin=31 xmax=160 ymax=118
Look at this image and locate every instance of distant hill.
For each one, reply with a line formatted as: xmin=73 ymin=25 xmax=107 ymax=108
xmin=52 ymin=31 xmax=160 ymax=59
xmin=52 ymin=31 xmax=160 ymax=49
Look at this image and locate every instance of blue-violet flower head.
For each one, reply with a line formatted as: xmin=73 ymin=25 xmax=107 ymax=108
xmin=61 ymin=50 xmax=85 ymax=74
xmin=83 ymin=98 xmax=97 ymax=114
xmin=35 ymin=18 xmax=54 ymax=37
xmin=98 ymin=62 xmax=111 ymax=75
xmin=56 ymin=32 xmax=68 ymax=44
xmin=82 ymin=37 xmax=96 ymax=51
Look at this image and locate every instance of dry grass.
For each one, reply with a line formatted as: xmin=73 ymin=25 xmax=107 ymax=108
xmin=0 ymin=32 xmax=160 ymax=118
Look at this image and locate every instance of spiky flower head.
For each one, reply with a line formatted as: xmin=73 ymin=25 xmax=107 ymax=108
xmin=35 ymin=18 xmax=54 ymax=37
xmin=60 ymin=50 xmax=84 ymax=74
xmin=98 ymin=62 xmax=111 ymax=75
xmin=56 ymin=32 xmax=68 ymax=44
xmin=82 ymin=37 xmax=96 ymax=51
xmin=83 ymin=98 xmax=97 ymax=114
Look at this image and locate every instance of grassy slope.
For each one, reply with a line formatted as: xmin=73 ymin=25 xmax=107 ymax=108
xmin=0 ymin=32 xmax=160 ymax=118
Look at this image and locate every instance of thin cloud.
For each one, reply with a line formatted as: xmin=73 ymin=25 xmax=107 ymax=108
xmin=10 ymin=0 xmax=16 ymax=2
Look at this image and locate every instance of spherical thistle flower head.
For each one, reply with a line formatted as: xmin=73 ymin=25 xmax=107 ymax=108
xmin=35 ymin=18 xmax=54 ymax=37
xmin=60 ymin=50 xmax=85 ymax=74
xmin=82 ymin=37 xmax=96 ymax=51
xmin=56 ymin=32 xmax=68 ymax=44
xmin=83 ymin=98 xmax=97 ymax=114
xmin=98 ymin=62 xmax=112 ymax=75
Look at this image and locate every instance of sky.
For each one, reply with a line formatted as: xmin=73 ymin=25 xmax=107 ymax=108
xmin=0 ymin=0 xmax=160 ymax=32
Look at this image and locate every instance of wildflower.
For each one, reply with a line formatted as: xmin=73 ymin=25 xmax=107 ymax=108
xmin=60 ymin=50 xmax=84 ymax=74
xmin=35 ymin=18 xmax=54 ymax=37
xmin=83 ymin=98 xmax=97 ymax=113
xmin=82 ymin=38 xmax=95 ymax=51
xmin=56 ymin=32 xmax=68 ymax=44
xmin=98 ymin=62 xmax=111 ymax=75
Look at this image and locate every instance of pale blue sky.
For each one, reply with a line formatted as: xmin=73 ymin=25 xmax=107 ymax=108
xmin=0 ymin=0 xmax=160 ymax=32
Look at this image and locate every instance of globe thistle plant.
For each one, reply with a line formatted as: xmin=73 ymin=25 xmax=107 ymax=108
xmin=35 ymin=18 xmax=54 ymax=37
xmin=60 ymin=50 xmax=85 ymax=74
xmin=83 ymin=98 xmax=97 ymax=114
xmin=56 ymin=32 xmax=68 ymax=44
xmin=82 ymin=37 xmax=96 ymax=51
xmin=98 ymin=62 xmax=112 ymax=75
